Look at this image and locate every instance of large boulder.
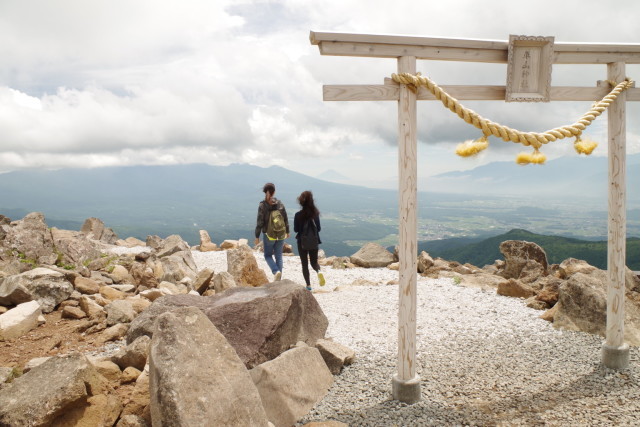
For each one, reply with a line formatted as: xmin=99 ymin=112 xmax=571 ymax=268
xmin=557 ymin=259 xmax=640 ymax=293
xmin=127 ymin=280 xmax=328 ymax=368
xmin=350 ymin=243 xmax=395 ymax=268
xmin=0 ymin=214 xmax=10 ymax=241
xmin=105 ymin=300 xmax=137 ymax=325
xmin=146 ymin=235 xmax=163 ymax=250
xmin=0 ymin=267 xmax=73 ymax=312
xmin=499 ymin=240 xmax=548 ymax=282
xmin=155 ymin=234 xmax=190 ymax=258
xmin=129 ymin=260 xmax=159 ymax=289
xmin=315 ymin=339 xmax=356 ymax=375
xmin=149 ymin=307 xmax=270 ymax=426
xmin=159 ymin=250 xmax=198 ymax=284
xmin=213 ymin=271 xmax=237 ymax=293
xmin=0 ymin=353 xmax=118 ymax=426
xmin=534 ymin=276 xmax=563 ymax=306
xmin=74 ymin=276 xmax=101 ymax=295
xmin=457 ymin=272 xmax=508 ymax=290
xmin=50 ymin=227 xmax=102 ymax=267
xmin=112 ymin=335 xmax=151 ymax=371
xmin=193 ymin=268 xmax=215 ymax=294
xmin=227 ymin=245 xmax=269 ymax=287
xmin=2 ymin=212 xmax=57 ymax=264
xmin=250 ymin=346 xmax=334 ymax=427
xmin=0 ymin=300 xmax=42 ymax=340
xmin=497 ymin=279 xmax=537 ymax=299
xmin=417 ymin=251 xmax=434 ymax=273
xmin=198 ymin=229 xmax=218 ymax=252
xmin=80 ymin=217 xmax=119 ymax=244
xmin=553 ymin=272 xmax=640 ymax=345
xmin=557 ymin=258 xmax=598 ymax=279
xmin=115 ymin=237 xmax=146 ymax=248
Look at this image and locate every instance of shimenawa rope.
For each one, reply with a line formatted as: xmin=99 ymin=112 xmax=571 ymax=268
xmin=391 ymin=72 xmax=634 ymax=164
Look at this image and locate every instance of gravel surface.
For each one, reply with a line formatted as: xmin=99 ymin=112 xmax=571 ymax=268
xmin=190 ymin=249 xmax=640 ymax=425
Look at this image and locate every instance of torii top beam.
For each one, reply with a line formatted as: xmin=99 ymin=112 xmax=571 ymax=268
xmin=310 ymin=31 xmax=640 ymax=64
xmin=310 ymin=32 xmax=640 ymax=102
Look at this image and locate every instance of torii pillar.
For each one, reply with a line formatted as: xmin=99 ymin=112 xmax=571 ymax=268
xmin=310 ymin=32 xmax=640 ymax=402
xmin=394 ymin=55 xmax=421 ymax=402
xmin=603 ymin=61 xmax=629 ymax=368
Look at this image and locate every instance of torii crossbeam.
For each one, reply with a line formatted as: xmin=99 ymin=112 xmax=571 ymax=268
xmin=310 ymin=31 xmax=640 ymax=404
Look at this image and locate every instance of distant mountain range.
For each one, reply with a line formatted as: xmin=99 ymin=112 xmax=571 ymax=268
xmin=0 ymin=163 xmax=401 ymax=255
xmin=420 ymin=229 xmax=640 ymax=270
xmin=428 ymin=153 xmax=640 ymax=201
xmin=0 ymin=160 xmax=638 ymax=258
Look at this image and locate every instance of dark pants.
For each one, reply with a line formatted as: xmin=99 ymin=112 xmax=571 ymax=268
xmin=297 ymin=239 xmax=320 ymax=286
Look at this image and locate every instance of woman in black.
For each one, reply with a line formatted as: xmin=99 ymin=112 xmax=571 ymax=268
xmin=293 ymin=190 xmax=325 ymax=290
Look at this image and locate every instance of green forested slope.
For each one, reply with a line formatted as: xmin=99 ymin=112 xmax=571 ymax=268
xmin=421 ymin=229 xmax=640 ymax=270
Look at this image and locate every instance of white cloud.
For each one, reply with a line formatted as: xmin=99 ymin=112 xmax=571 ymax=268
xmin=0 ymin=0 xmax=639 ymax=177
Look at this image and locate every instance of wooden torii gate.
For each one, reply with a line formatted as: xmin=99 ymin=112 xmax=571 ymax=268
xmin=310 ymin=31 xmax=640 ymax=404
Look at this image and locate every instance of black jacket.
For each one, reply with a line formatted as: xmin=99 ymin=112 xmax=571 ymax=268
xmin=293 ymin=211 xmax=322 ymax=244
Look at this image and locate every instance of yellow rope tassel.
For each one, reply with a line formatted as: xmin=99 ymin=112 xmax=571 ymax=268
xmin=455 ymin=135 xmax=489 ymax=157
xmin=574 ymin=137 xmax=598 ymax=155
xmin=516 ymin=148 xmax=547 ymax=165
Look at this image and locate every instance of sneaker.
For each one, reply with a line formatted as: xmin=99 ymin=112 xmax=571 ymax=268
xmin=274 ymin=271 xmax=282 ymax=281
xmin=317 ymin=272 xmax=325 ymax=287
xmin=306 ymin=286 xmax=312 ymax=291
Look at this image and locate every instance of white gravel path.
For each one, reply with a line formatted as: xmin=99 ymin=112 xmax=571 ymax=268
xmin=189 ymin=249 xmax=640 ymax=426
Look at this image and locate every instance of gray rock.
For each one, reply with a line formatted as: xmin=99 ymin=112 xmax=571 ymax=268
xmin=50 ymin=227 xmax=102 ymax=267
xmin=499 ymin=240 xmax=548 ymax=281
xmin=250 ymin=346 xmax=334 ymax=427
xmin=417 ymin=251 xmax=434 ymax=273
xmin=350 ymin=243 xmax=395 ymax=268
xmin=496 ymin=278 xmax=537 ymax=299
xmin=0 ymin=267 xmax=73 ymax=312
xmin=193 ymin=267 xmax=215 ymax=294
xmin=149 ymin=307 xmax=270 ymax=426
xmin=74 ymin=276 xmax=101 ymax=295
xmin=2 ymin=212 xmax=57 ymax=264
xmin=227 ymin=245 xmax=269 ymax=287
xmin=155 ymin=234 xmax=190 ymax=258
xmin=81 ymin=217 xmax=119 ymax=244
xmin=198 ymin=230 xmax=218 ymax=252
xmin=129 ymin=261 xmax=159 ymax=289
xmin=557 ymin=257 xmax=598 ymax=279
xmin=116 ymin=414 xmax=150 ymax=427
xmin=0 ymin=353 xmax=115 ymax=426
xmin=160 ymin=250 xmax=197 ymax=284
xmin=554 ymin=272 xmax=640 ymax=345
xmin=0 ymin=301 xmax=42 ymax=340
xmin=112 ymin=335 xmax=151 ymax=370
xmin=315 ymin=339 xmax=356 ymax=375
xmin=105 ymin=299 xmax=137 ymax=325
xmin=145 ymin=235 xmax=163 ymax=250
xmin=127 ymin=280 xmax=328 ymax=368
xmin=213 ymin=271 xmax=237 ymax=293
xmin=101 ymin=227 xmax=119 ymax=245
xmin=0 ymin=367 xmax=14 ymax=384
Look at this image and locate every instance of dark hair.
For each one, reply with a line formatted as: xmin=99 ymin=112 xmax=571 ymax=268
xmin=263 ymin=182 xmax=275 ymax=195
xmin=297 ymin=190 xmax=319 ymax=221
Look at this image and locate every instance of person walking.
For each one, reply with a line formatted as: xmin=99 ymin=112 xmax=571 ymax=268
xmin=255 ymin=182 xmax=289 ymax=281
xmin=294 ymin=190 xmax=325 ymax=291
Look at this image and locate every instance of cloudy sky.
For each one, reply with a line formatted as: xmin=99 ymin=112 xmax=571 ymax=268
xmin=1 ymin=0 xmax=639 ymax=187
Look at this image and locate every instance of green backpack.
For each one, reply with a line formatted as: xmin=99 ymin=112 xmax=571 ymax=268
xmin=266 ymin=206 xmax=286 ymax=240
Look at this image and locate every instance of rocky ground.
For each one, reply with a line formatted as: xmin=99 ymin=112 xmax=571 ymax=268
xmin=3 ymin=212 xmax=640 ymax=425
xmin=196 ymin=250 xmax=640 ymax=426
